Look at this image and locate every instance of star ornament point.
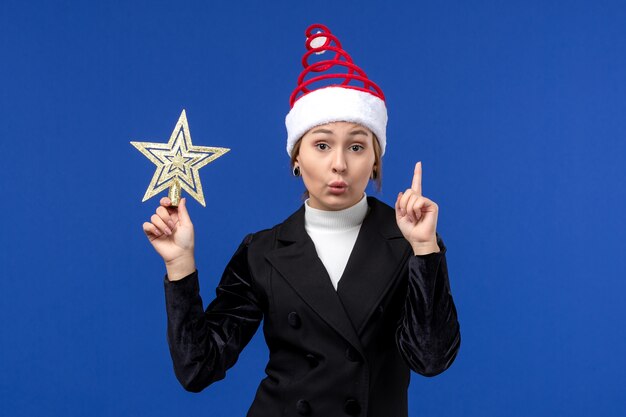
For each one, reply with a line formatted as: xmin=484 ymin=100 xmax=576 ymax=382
xmin=131 ymin=109 xmax=229 ymax=207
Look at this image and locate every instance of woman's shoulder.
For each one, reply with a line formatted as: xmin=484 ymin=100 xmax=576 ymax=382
xmin=364 ymin=196 xmax=405 ymax=236
xmin=239 ymin=203 xmax=307 ymax=249
xmin=366 ymin=195 xmax=395 ymax=214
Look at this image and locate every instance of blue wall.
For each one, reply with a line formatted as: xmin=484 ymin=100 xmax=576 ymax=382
xmin=1 ymin=1 xmax=625 ymax=415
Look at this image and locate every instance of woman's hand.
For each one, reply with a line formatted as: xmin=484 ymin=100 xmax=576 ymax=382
xmin=395 ymin=162 xmax=440 ymax=255
xmin=143 ymin=197 xmax=196 ymax=279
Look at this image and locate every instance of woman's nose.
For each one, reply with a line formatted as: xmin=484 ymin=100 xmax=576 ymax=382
xmin=331 ymin=150 xmax=347 ymax=173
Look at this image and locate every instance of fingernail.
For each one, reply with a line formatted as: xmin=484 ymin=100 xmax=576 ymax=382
xmin=168 ymin=220 xmax=175 ymax=229
xmin=165 ymin=228 xmax=172 ymax=235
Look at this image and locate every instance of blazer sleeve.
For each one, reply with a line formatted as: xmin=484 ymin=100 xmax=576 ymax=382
xmin=163 ymin=234 xmax=264 ymax=392
xmin=395 ymin=232 xmax=461 ymax=377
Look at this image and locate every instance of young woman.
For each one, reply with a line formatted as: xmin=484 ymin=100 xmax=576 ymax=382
xmin=143 ymin=24 xmax=460 ymax=417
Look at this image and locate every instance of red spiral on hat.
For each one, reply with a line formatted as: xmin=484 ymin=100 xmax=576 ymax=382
xmin=289 ymin=24 xmax=385 ymax=107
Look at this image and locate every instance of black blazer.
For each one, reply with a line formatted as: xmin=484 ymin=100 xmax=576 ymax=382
xmin=164 ymin=196 xmax=460 ymax=417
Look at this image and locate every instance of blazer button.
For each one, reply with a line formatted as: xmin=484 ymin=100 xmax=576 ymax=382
xmin=288 ymin=311 xmax=301 ymax=328
xmin=296 ymin=399 xmax=311 ymax=415
xmin=305 ymin=353 xmax=319 ymax=368
xmin=344 ymin=398 xmax=361 ymax=415
xmin=345 ymin=347 xmax=361 ymax=362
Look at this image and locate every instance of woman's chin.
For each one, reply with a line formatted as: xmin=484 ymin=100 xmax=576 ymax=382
xmin=310 ymin=193 xmax=361 ymax=211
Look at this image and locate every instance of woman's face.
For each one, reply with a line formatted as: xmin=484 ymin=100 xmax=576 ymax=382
xmin=296 ymin=121 xmax=376 ymax=211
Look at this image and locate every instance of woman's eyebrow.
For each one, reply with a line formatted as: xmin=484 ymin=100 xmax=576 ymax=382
xmin=349 ymin=129 xmax=369 ymax=136
xmin=310 ymin=128 xmax=334 ymax=135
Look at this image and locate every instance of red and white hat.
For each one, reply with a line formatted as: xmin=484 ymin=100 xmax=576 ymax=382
xmin=285 ymin=24 xmax=388 ymax=156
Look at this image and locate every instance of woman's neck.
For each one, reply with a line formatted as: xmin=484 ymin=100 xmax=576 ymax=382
xmin=304 ymin=193 xmax=369 ymax=231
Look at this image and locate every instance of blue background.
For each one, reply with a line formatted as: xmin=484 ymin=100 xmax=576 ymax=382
xmin=1 ymin=1 xmax=625 ymax=416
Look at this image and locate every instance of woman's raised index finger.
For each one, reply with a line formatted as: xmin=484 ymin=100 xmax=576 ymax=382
xmin=411 ymin=161 xmax=422 ymax=195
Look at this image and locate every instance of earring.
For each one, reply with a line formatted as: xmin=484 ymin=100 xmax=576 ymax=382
xmin=292 ymin=166 xmax=301 ymax=177
xmin=370 ymin=169 xmax=377 ymax=180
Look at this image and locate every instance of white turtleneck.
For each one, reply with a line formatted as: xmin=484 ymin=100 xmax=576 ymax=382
xmin=304 ymin=193 xmax=369 ymax=291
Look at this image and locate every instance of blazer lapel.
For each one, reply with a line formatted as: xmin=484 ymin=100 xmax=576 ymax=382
xmin=265 ymin=205 xmax=364 ymax=353
xmin=336 ymin=197 xmax=412 ymax=335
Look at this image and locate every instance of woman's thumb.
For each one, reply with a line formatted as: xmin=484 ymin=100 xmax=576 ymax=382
xmin=177 ymin=197 xmax=192 ymax=225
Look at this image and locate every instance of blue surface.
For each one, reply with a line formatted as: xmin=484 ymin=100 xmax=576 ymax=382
xmin=1 ymin=1 xmax=625 ymax=416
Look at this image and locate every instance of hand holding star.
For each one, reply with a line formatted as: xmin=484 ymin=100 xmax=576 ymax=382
xmin=395 ymin=162 xmax=440 ymax=255
xmin=143 ymin=197 xmax=197 ymax=281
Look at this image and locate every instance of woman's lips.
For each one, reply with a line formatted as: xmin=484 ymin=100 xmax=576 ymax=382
xmin=328 ymin=181 xmax=348 ymax=195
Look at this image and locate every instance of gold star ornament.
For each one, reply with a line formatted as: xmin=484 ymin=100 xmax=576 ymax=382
xmin=131 ymin=109 xmax=229 ymax=207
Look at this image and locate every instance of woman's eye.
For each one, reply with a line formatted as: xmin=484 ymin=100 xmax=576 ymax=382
xmin=316 ymin=143 xmax=329 ymax=150
xmin=350 ymin=145 xmax=364 ymax=152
